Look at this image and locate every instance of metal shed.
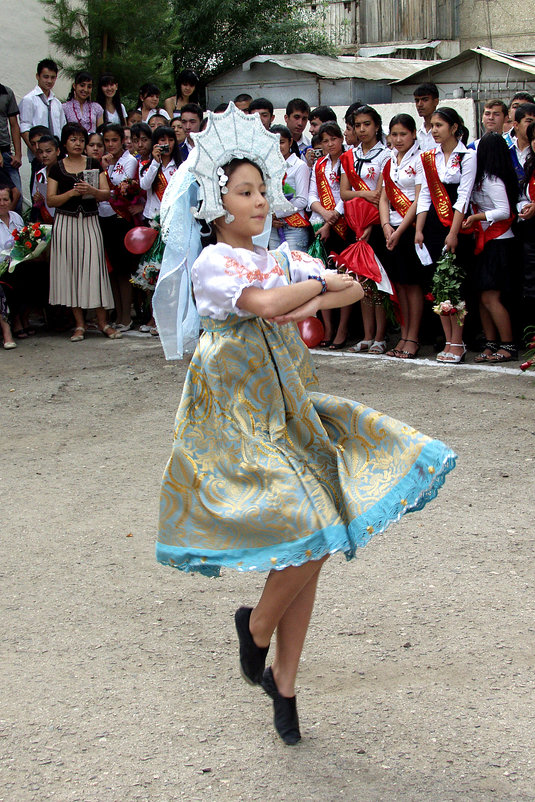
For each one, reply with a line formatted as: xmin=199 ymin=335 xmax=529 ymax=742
xmin=205 ymin=54 xmax=432 ymax=111
xmin=392 ymin=47 xmax=535 ymax=105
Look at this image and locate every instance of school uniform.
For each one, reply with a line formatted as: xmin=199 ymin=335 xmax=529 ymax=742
xmin=382 ymin=143 xmax=422 ymax=285
xmin=140 ymin=158 xmax=178 ymax=220
xmin=470 ymin=176 xmax=515 ymax=293
xmin=416 ymin=122 xmax=436 ymax=153
xmin=98 ymin=151 xmax=140 ymax=276
xmin=19 ymin=86 xmax=66 ymax=158
xmin=269 ymin=153 xmax=311 ymax=251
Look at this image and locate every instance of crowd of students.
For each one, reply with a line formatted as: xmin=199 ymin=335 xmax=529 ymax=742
xmin=1 ymin=60 xmax=534 ymax=366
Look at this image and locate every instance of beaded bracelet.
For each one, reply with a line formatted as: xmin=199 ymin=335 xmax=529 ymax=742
xmin=308 ymin=274 xmax=327 ymax=294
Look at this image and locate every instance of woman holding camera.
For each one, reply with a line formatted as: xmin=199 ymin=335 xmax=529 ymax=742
xmin=139 ymin=126 xmax=182 ymax=222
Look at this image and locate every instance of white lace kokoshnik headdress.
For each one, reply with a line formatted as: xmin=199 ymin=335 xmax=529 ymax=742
xmin=188 ymin=101 xmax=296 ymax=223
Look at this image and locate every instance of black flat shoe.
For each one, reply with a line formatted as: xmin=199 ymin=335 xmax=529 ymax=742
xmin=329 ymin=338 xmax=347 ymax=350
xmin=234 ymin=607 xmax=269 ymax=686
xmin=261 ymin=666 xmax=301 ymax=745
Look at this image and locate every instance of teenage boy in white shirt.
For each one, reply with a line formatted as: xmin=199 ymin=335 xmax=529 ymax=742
xmin=469 ymin=99 xmax=508 ymax=150
xmin=414 ymin=82 xmax=439 ymax=152
xmin=19 ymin=59 xmax=66 ymax=157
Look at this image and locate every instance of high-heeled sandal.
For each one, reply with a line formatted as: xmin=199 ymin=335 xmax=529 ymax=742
xmin=398 ymin=339 xmax=420 ymax=359
xmin=70 ymin=326 xmax=85 ymax=342
xmin=440 ymin=343 xmax=466 ymax=364
xmin=487 ymin=342 xmax=517 ymax=364
xmin=474 ymin=340 xmax=499 ymax=363
xmin=436 ymin=342 xmax=451 ymax=361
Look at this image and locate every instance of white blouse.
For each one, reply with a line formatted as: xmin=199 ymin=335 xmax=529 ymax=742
xmin=308 ymin=155 xmax=344 ymax=225
xmin=470 ymin=176 xmax=514 ymax=239
xmin=99 ymin=151 xmax=140 ymax=217
xmin=416 ymin=142 xmax=476 ymax=216
xmin=139 ymin=158 xmax=178 ymax=219
xmin=385 ymin=143 xmax=421 ymax=226
xmin=416 ymin=122 xmax=435 ymax=153
xmin=191 ymin=242 xmax=324 ymax=320
xmin=32 ymin=167 xmax=55 ymax=219
xmin=340 ymin=142 xmax=389 ymax=190
xmin=0 ymin=210 xmax=24 ymax=252
xmin=276 ymin=153 xmax=310 ymax=219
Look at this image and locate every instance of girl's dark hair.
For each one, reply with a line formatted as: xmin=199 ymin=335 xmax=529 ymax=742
xmin=61 ymin=122 xmax=88 ymax=147
xmin=318 ymin=122 xmax=344 ymax=141
xmin=523 ymin=121 xmax=535 ymax=184
xmin=101 ymin=123 xmax=125 ymax=141
xmin=433 ymin=106 xmax=469 ymax=144
xmin=269 ymin=124 xmax=292 ymax=141
xmin=389 ymin=113 xmax=417 ymax=134
xmin=67 ymin=71 xmax=93 ymax=101
xmin=138 ymin=83 xmax=160 ymax=106
xmin=88 ymin=131 xmax=104 ymax=144
xmin=141 ymin=126 xmax=182 ymax=188
xmin=96 ymin=74 xmax=126 ymax=125
xmin=221 ymin=157 xmax=263 ymax=182
xmin=475 ymin=132 xmax=518 ymax=212
xmin=37 ymin=133 xmax=60 ymax=149
xmin=0 ymin=184 xmax=14 ymax=200
xmin=351 ymin=105 xmax=384 ymax=144
xmin=176 ymin=69 xmax=199 ymax=103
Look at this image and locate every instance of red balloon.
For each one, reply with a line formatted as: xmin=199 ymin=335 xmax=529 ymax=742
xmin=297 ymin=316 xmax=324 ymax=348
xmin=124 ymin=226 xmax=158 ymax=255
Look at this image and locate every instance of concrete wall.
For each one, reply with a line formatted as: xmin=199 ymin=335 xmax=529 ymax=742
xmin=459 ymin=0 xmax=535 ymax=53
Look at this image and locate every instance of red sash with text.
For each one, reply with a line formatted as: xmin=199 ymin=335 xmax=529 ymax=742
xmin=420 ymin=150 xmax=454 ymax=227
xmin=154 ymin=168 xmax=168 ymax=202
xmin=340 ymin=150 xmax=370 ymax=192
xmin=315 ymin=157 xmax=348 ymax=239
xmin=383 ymin=160 xmax=413 ymax=218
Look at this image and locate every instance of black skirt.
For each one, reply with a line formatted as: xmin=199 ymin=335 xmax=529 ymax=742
xmin=382 ymin=225 xmax=425 ymax=286
xmin=473 ymin=238 xmax=515 ymax=293
xmin=99 ymin=214 xmax=138 ymax=277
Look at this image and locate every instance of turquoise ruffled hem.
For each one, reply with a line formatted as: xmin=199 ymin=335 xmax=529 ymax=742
xmin=155 ymin=440 xmax=456 ymax=577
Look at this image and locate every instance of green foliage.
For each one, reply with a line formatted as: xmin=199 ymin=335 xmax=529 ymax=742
xmin=170 ymin=0 xmax=335 ymax=79
xmin=39 ymin=0 xmax=181 ymax=103
xmin=40 ymin=0 xmax=334 ymax=104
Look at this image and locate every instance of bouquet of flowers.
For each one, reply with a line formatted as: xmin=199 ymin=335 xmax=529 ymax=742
xmin=0 ymin=223 xmax=52 ymax=277
xmin=520 ymin=326 xmax=535 ymax=372
xmin=130 ymin=217 xmax=165 ymax=293
xmin=426 ymin=250 xmax=467 ymax=326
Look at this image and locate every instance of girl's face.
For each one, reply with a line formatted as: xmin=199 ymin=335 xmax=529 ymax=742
xmin=135 ymin=132 xmax=152 ymax=158
xmin=218 ymin=162 xmax=268 ymax=240
xmin=102 ymin=82 xmax=118 ymax=99
xmin=344 ymin=122 xmax=358 ymax=147
xmin=38 ymin=140 xmax=60 ymax=167
xmin=0 ymin=188 xmax=12 ymax=216
xmin=127 ymin=112 xmax=142 ymax=126
xmin=431 ymin=114 xmax=457 ymax=145
xmin=320 ymin=132 xmax=343 ymax=160
xmin=354 ymin=114 xmax=379 ymax=146
xmin=180 ymin=82 xmax=195 ymax=99
xmin=123 ymin=129 xmax=133 ymax=152
xmin=279 ymin=136 xmax=292 ymax=159
xmin=531 ymin=136 xmax=535 ymax=154
xmin=103 ymin=130 xmax=124 ymax=157
xmin=149 ymin=116 xmax=167 ymax=131
xmin=389 ymin=123 xmax=416 ymax=154
xmin=74 ymin=80 xmax=92 ymax=103
xmin=171 ymin=119 xmax=186 ymax=143
xmin=157 ymin=134 xmax=175 ymax=157
xmin=143 ymin=93 xmax=160 ymax=110
xmin=86 ymin=135 xmax=104 ymax=159
xmin=66 ymin=132 xmax=86 ymax=156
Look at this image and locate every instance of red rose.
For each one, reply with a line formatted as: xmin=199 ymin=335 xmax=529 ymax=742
xmin=425 ymin=293 xmax=435 ymax=301
xmin=520 ymin=360 xmax=533 ymax=371
xmin=21 ymin=226 xmax=28 ymax=233
xmin=25 ymin=241 xmax=33 ymax=249
xmin=13 ymin=232 xmax=19 ymax=241
xmin=34 ymin=230 xmax=42 ymax=238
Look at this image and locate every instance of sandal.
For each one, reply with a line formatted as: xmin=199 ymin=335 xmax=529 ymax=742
xmin=386 ymin=339 xmax=405 ymax=358
xmin=398 ymin=339 xmax=420 ymax=359
xmin=99 ymin=324 xmax=123 ymax=340
xmin=13 ymin=329 xmax=29 ymax=340
xmin=436 ymin=342 xmax=451 ymax=361
xmin=319 ymin=339 xmax=333 ymax=348
xmin=487 ymin=342 xmax=517 ymax=364
xmin=347 ymin=339 xmax=373 ymax=353
xmin=368 ymin=340 xmax=387 ymax=354
xmin=474 ymin=341 xmax=499 ymax=363
xmin=70 ymin=326 xmax=85 ymax=342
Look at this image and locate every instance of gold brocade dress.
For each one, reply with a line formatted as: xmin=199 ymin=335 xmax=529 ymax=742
xmin=156 ymin=243 xmax=456 ymax=576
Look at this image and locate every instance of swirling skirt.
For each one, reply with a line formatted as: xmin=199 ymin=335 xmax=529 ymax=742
xmin=157 ymin=314 xmax=456 ymax=576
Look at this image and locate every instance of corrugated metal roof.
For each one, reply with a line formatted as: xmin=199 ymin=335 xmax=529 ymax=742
xmin=359 ymin=41 xmax=441 ymax=58
xmin=393 ymin=46 xmax=535 ymax=83
xmin=242 ymin=54 xmax=433 ymax=82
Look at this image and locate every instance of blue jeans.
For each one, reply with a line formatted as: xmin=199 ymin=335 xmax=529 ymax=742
xmin=1 ymin=151 xmax=22 ymax=212
xmin=268 ymin=223 xmax=311 ymax=251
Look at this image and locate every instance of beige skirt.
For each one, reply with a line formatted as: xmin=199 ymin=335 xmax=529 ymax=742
xmin=49 ymin=212 xmax=114 ymax=309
